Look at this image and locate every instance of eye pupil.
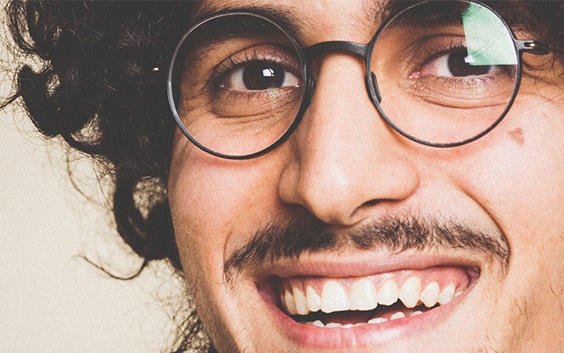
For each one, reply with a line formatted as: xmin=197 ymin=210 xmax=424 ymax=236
xmin=243 ymin=62 xmax=285 ymax=90
xmin=448 ymin=50 xmax=491 ymax=76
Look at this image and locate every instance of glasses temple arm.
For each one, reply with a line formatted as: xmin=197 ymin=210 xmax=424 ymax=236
xmin=517 ymin=40 xmax=551 ymax=55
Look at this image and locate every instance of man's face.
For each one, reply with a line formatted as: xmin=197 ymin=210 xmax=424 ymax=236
xmin=167 ymin=0 xmax=564 ymax=352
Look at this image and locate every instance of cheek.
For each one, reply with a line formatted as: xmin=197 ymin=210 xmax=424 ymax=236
xmin=447 ymin=96 xmax=564 ymax=345
xmin=462 ymin=97 xmax=563 ymax=238
xmin=167 ymin=140 xmax=285 ymax=281
xmin=454 ymin=95 xmax=564 ymax=285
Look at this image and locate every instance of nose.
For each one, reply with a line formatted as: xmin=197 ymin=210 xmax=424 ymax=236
xmin=279 ymin=55 xmax=420 ymax=226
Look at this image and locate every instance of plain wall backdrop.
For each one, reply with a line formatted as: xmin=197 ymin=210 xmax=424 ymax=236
xmin=0 ymin=13 xmax=180 ymax=353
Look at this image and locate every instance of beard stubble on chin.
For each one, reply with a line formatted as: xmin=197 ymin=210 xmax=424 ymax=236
xmin=223 ymin=215 xmax=510 ymax=284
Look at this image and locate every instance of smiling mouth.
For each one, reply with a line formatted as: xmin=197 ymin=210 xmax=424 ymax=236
xmin=274 ymin=266 xmax=476 ymax=328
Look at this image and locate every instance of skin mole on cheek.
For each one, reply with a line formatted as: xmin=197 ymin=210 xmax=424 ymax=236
xmin=509 ymin=127 xmax=526 ymax=146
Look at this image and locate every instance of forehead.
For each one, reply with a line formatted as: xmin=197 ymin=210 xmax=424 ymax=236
xmin=190 ymin=0 xmax=390 ymax=43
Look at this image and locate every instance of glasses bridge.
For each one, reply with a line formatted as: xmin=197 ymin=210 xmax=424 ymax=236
xmin=305 ymin=41 xmax=370 ymax=62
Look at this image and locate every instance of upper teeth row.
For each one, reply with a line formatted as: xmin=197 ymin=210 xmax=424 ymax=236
xmin=282 ymin=277 xmax=457 ymax=316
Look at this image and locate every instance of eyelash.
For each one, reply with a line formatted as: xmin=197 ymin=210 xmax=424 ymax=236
xmin=405 ymin=36 xmax=516 ymax=91
xmin=209 ymin=46 xmax=300 ymax=94
xmin=409 ymin=36 xmax=468 ymax=72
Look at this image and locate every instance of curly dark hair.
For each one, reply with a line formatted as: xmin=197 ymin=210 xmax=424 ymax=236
xmin=3 ymin=0 xmax=198 ymax=271
xmin=2 ymin=1 xmax=563 ymax=352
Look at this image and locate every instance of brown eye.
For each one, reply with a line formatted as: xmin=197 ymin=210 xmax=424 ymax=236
xmin=223 ymin=61 xmax=298 ymax=91
xmin=242 ymin=62 xmax=285 ymax=90
xmin=447 ymin=50 xmax=491 ymax=77
xmin=415 ymin=49 xmax=497 ymax=78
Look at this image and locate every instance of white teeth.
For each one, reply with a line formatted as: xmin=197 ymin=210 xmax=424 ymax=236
xmin=293 ymin=287 xmax=309 ymax=315
xmin=282 ymin=278 xmax=462 ymax=321
xmin=349 ymin=278 xmax=378 ymax=311
xmin=368 ymin=317 xmax=388 ymax=324
xmin=309 ymin=316 xmax=397 ymax=328
xmin=390 ymin=311 xmax=406 ymax=320
xmin=378 ymin=279 xmax=399 ymax=305
xmin=420 ymin=281 xmax=440 ymax=307
xmin=312 ymin=320 xmax=324 ymax=327
xmin=315 ymin=322 xmax=357 ymax=329
xmin=410 ymin=310 xmax=423 ymax=317
xmin=438 ymin=283 xmax=456 ymax=305
xmin=284 ymin=289 xmax=297 ymax=315
xmin=325 ymin=322 xmax=342 ymax=328
xmin=306 ymin=285 xmax=321 ymax=312
xmin=321 ymin=280 xmax=349 ymax=313
xmin=399 ymin=277 xmax=422 ymax=308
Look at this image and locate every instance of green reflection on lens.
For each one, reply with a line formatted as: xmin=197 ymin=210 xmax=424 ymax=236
xmin=463 ymin=3 xmax=517 ymax=66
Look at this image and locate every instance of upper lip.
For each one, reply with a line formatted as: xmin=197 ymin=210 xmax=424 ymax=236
xmin=252 ymin=249 xmax=483 ymax=280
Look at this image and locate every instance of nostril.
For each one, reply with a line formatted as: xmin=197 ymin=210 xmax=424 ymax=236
xmin=351 ymin=199 xmax=386 ymax=223
xmin=359 ymin=199 xmax=381 ymax=210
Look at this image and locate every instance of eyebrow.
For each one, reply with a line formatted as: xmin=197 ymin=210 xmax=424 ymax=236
xmin=176 ymin=8 xmax=304 ymax=73
xmin=192 ymin=4 xmax=310 ymax=43
xmin=190 ymin=0 xmax=405 ymax=44
xmin=384 ymin=1 xmax=470 ymax=29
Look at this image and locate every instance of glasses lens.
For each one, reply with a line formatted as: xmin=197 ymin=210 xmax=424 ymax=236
xmin=170 ymin=13 xmax=305 ymax=157
xmin=370 ymin=1 xmax=519 ymax=146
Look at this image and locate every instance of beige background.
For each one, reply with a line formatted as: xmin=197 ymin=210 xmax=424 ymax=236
xmin=0 ymin=15 xmax=178 ymax=353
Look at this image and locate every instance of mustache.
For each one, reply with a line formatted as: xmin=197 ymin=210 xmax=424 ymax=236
xmin=223 ymin=216 xmax=510 ymax=282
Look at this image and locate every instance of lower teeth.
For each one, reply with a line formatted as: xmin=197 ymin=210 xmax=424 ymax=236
xmin=305 ymin=309 xmax=425 ymax=328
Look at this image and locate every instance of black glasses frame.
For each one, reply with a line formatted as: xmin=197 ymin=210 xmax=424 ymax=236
xmin=167 ymin=0 xmax=550 ymax=160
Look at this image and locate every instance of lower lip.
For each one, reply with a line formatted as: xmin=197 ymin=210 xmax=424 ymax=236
xmin=259 ymin=284 xmax=468 ymax=350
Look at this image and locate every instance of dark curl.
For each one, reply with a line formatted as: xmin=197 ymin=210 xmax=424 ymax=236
xmin=4 ymin=0 xmax=197 ymax=272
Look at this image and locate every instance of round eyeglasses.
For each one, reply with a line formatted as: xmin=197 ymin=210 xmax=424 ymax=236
xmin=167 ymin=0 xmax=549 ymax=159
